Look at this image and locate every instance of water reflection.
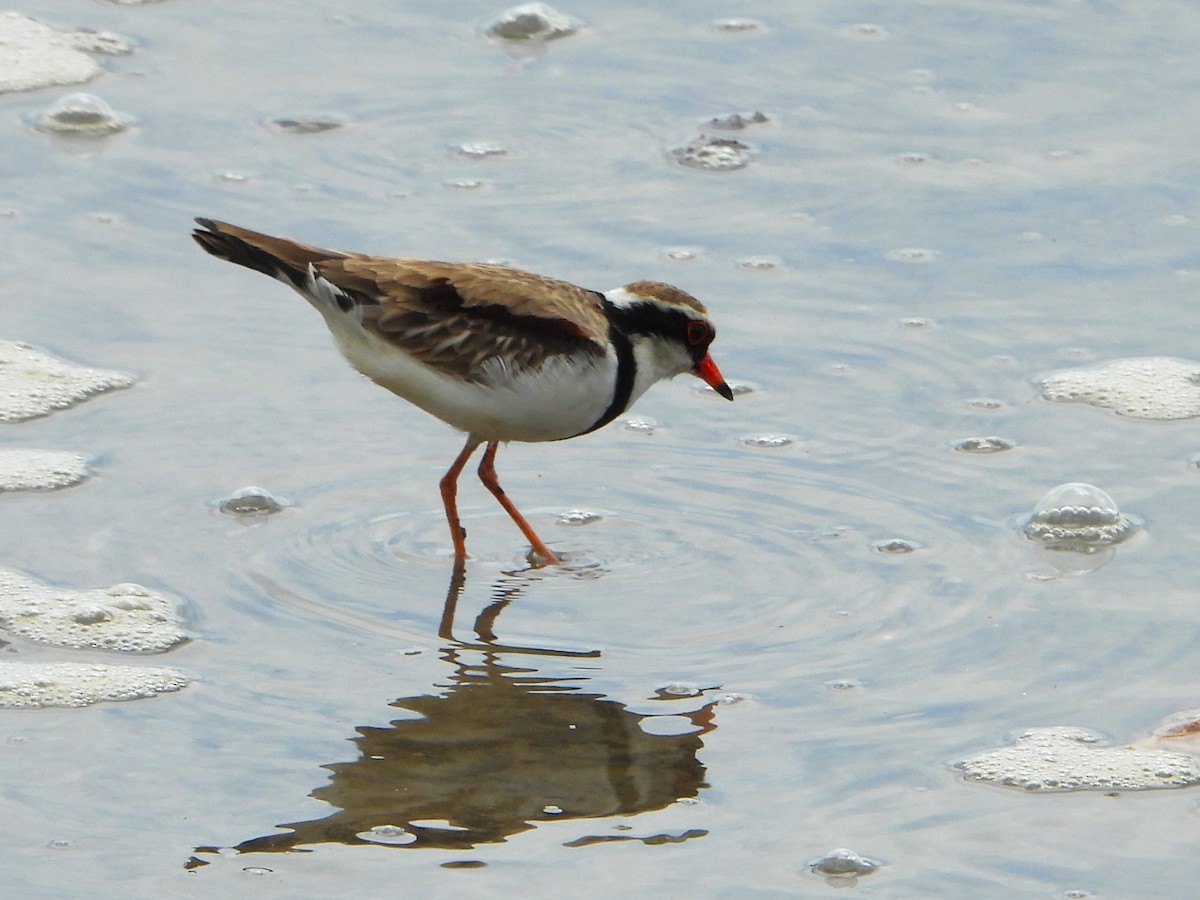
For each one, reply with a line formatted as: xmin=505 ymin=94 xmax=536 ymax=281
xmin=188 ymin=563 xmax=717 ymax=867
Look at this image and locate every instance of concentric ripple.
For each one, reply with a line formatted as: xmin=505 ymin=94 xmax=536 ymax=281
xmin=230 ymin=417 xmax=1030 ymax=665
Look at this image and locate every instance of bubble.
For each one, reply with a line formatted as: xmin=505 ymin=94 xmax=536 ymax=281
xmin=1023 ymin=482 xmax=1139 ymax=549
xmin=740 ymin=434 xmax=796 ymax=448
xmin=218 ymin=486 xmax=285 ymax=517
xmin=455 ymin=141 xmax=507 ymax=158
xmin=709 ymin=18 xmax=766 ymax=33
xmin=35 ymin=93 xmax=129 ymax=135
xmin=266 ymin=113 xmax=347 ymax=135
xmin=736 ymin=257 xmax=777 ymax=270
xmin=965 ymin=397 xmax=1008 ymax=410
xmin=899 ymin=317 xmax=933 ymax=328
xmin=484 ymin=3 xmax=583 ymax=42
xmin=886 ymin=247 xmax=937 ymax=263
xmin=898 ymin=151 xmax=932 ymax=165
xmin=825 ymin=679 xmax=864 ymax=691
xmin=657 ymin=682 xmax=701 ymax=697
xmin=357 ymin=825 xmax=417 ymax=846
xmin=662 ymin=247 xmax=700 ymax=260
xmin=444 ymin=179 xmax=485 ymax=190
xmin=0 ymin=449 xmax=89 ymax=491
xmin=807 ymin=848 xmax=882 ymax=878
xmin=242 ymin=867 xmax=273 ymax=876
xmin=873 ymin=538 xmax=922 ymax=554
xmin=705 ymin=111 xmax=768 ymax=130
xmin=1039 ymin=356 xmax=1200 ymax=420
xmin=671 ymin=135 xmax=753 ymax=171
xmin=953 ymin=436 xmax=1014 ymax=454
xmin=441 ymin=860 xmax=487 ymax=869
xmin=622 ymin=416 xmax=660 ymax=434
xmin=957 ymin=726 xmax=1200 ymax=792
xmin=717 ymin=692 xmax=751 ymax=705
xmin=846 ymin=23 xmax=889 ymax=38
xmin=0 ymin=341 xmax=133 ymax=423
xmin=542 ymin=805 xmax=563 ymax=814
xmin=557 ymin=509 xmax=601 ymax=526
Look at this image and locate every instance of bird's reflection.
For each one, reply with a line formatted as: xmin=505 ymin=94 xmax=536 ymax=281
xmin=188 ymin=560 xmax=718 ymax=868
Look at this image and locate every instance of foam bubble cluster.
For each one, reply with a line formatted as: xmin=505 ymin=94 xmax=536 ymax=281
xmin=0 ymin=569 xmax=186 ymax=653
xmin=957 ymin=726 xmax=1200 ymax=792
xmin=0 ymin=13 xmax=101 ymax=94
xmin=672 ymin=135 xmax=754 ymax=171
xmin=0 ymin=449 xmax=89 ymax=491
xmin=0 ymin=340 xmax=134 ymax=422
xmin=1023 ymin=482 xmax=1139 ymax=548
xmin=0 ymin=661 xmax=187 ymax=708
xmin=1039 ymin=356 xmax=1200 ymax=420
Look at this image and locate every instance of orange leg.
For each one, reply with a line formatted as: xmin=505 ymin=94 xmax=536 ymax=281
xmin=477 ymin=440 xmax=559 ymax=565
xmin=439 ymin=435 xmax=483 ymax=561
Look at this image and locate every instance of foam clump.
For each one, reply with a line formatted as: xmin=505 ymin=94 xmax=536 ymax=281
xmin=0 ymin=449 xmax=89 ymax=491
xmin=0 ymin=661 xmax=187 ymax=708
xmin=1039 ymin=356 xmax=1200 ymax=420
xmin=672 ymin=135 xmax=753 ymax=171
xmin=1023 ymin=482 xmax=1139 ymax=548
xmin=0 ymin=13 xmax=101 ymax=94
xmin=484 ymin=3 xmax=583 ymax=42
xmin=957 ymin=726 xmax=1200 ymax=792
xmin=0 ymin=569 xmax=186 ymax=653
xmin=0 ymin=340 xmax=133 ymax=422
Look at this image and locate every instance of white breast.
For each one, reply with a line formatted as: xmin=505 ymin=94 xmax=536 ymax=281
xmin=318 ymin=305 xmax=621 ymax=442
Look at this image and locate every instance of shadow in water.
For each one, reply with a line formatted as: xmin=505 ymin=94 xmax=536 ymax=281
xmin=188 ymin=561 xmax=718 ymax=868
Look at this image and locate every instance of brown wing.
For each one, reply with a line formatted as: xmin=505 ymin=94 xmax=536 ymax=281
xmin=324 ymin=258 xmax=610 ymax=382
xmin=193 ymin=219 xmax=611 ymax=382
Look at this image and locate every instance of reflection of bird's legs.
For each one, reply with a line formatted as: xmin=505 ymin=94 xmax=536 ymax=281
xmin=438 ymin=557 xmax=468 ymax=641
xmin=477 ymin=440 xmax=558 ymax=565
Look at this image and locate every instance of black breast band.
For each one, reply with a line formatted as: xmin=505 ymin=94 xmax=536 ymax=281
xmin=571 ymin=326 xmax=636 ymax=438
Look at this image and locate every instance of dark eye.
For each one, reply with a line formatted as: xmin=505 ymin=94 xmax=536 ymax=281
xmin=685 ymin=320 xmax=710 ymax=346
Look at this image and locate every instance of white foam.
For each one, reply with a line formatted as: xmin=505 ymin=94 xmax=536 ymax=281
xmin=1040 ymin=356 xmax=1200 ymax=420
xmin=0 ymin=661 xmax=187 ymax=708
xmin=0 ymin=340 xmax=133 ymax=423
xmin=0 ymin=569 xmax=186 ymax=653
xmin=0 ymin=449 xmax=89 ymax=491
xmin=0 ymin=13 xmax=100 ymax=94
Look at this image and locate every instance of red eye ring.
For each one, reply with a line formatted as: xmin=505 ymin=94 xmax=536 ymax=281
xmin=686 ymin=320 xmax=709 ymax=346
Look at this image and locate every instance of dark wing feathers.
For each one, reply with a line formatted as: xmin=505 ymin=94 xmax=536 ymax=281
xmin=192 ymin=218 xmax=611 ymax=381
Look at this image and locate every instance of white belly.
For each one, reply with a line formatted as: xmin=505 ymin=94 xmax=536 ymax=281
xmin=325 ymin=313 xmax=619 ymax=442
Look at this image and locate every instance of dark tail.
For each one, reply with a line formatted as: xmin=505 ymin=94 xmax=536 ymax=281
xmin=191 ymin=218 xmax=345 ymax=290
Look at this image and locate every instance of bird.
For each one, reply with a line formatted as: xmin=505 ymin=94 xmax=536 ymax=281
xmin=192 ymin=218 xmax=733 ymax=564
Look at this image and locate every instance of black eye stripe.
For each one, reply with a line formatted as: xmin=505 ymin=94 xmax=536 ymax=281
xmin=606 ymin=301 xmax=713 ymax=354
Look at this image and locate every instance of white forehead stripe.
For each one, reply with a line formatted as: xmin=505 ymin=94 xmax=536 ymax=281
xmin=601 ymin=286 xmax=643 ymax=309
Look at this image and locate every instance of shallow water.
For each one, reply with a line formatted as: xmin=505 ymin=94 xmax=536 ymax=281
xmin=5 ymin=0 xmax=1200 ymax=896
